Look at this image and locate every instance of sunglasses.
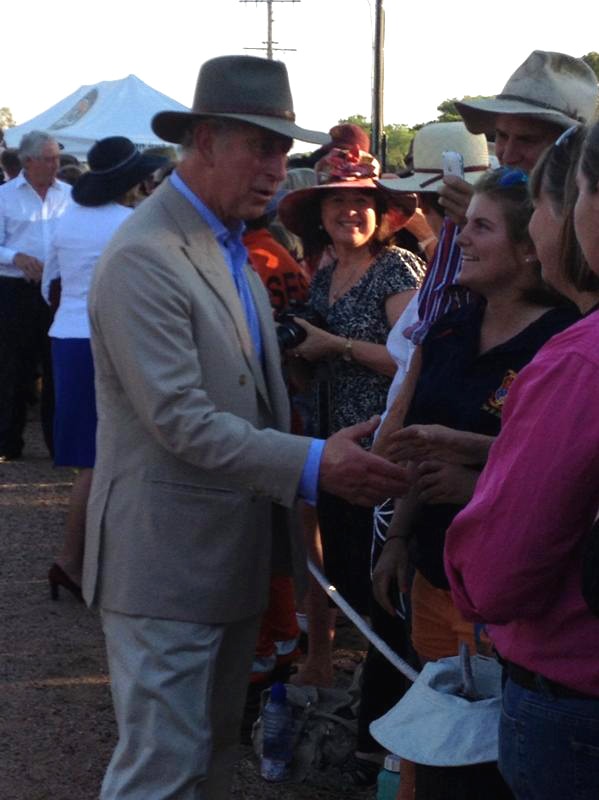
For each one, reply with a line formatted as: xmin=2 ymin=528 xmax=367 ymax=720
xmin=553 ymin=124 xmax=581 ymax=150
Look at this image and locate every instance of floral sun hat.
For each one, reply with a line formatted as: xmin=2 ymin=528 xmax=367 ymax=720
xmin=278 ymin=146 xmax=416 ymax=237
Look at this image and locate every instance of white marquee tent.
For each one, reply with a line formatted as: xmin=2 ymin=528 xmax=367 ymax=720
xmin=4 ymin=75 xmax=187 ymax=159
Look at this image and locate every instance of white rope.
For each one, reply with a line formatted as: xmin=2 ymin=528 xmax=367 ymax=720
xmin=308 ymin=559 xmax=420 ymax=684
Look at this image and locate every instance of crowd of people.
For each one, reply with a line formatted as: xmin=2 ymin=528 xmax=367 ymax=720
xmin=1 ymin=47 xmax=598 ymax=800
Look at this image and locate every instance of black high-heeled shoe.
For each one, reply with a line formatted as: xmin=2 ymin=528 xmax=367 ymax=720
xmin=48 ymin=563 xmax=83 ymax=602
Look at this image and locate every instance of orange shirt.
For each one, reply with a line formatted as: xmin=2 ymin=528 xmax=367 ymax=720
xmin=244 ymin=228 xmax=309 ymax=313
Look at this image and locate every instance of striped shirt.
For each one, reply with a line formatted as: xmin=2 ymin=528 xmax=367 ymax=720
xmin=405 ymin=218 xmax=476 ymax=345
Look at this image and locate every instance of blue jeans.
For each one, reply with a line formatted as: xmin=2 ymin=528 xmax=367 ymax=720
xmin=499 ymin=676 xmax=599 ymax=800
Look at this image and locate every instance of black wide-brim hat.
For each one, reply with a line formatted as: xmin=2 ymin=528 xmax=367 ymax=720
xmin=152 ymin=55 xmax=330 ymax=146
xmin=72 ymin=136 xmax=168 ymax=207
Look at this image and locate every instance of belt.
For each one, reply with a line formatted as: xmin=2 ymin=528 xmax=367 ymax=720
xmin=504 ymin=659 xmax=593 ymax=701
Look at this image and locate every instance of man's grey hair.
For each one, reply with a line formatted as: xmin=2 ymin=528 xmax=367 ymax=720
xmin=18 ymin=130 xmax=58 ymax=161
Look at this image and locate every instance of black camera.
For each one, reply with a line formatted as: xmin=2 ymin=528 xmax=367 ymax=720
xmin=275 ymin=302 xmax=325 ymax=351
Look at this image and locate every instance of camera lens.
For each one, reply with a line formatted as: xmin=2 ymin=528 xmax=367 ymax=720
xmin=276 ymin=321 xmax=307 ymax=350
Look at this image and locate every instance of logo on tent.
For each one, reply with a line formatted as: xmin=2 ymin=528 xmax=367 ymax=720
xmin=50 ymin=89 xmax=99 ymax=131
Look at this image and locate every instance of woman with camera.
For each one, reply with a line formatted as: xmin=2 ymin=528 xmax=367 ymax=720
xmin=277 ymin=147 xmax=424 ymax=698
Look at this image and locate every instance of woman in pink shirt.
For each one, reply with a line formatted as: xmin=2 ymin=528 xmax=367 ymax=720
xmin=445 ymin=122 xmax=599 ymax=800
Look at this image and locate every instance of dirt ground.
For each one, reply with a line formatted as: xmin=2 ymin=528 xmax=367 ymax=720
xmin=0 ymin=415 xmax=372 ymax=800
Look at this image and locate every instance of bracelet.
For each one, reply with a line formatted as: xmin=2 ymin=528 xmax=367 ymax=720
xmin=341 ymin=338 xmax=353 ymax=362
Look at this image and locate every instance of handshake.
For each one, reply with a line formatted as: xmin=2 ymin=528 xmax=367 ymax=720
xmin=319 ymin=416 xmax=410 ymax=507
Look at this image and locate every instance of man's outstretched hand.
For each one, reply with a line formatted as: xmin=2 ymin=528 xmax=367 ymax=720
xmin=319 ymin=417 xmax=410 ymax=506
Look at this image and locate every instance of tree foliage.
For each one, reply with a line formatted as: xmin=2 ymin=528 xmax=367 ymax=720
xmin=337 ymin=114 xmax=414 ymax=171
xmin=0 ymin=107 xmax=16 ymax=130
xmin=582 ymin=52 xmax=599 ymax=80
xmin=339 ymin=92 xmax=497 ymax=171
xmin=435 ymin=98 xmax=463 ymax=123
xmin=432 ymin=95 xmax=492 ymax=124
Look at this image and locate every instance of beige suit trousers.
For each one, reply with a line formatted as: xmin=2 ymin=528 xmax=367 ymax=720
xmin=101 ymin=609 xmax=261 ymax=800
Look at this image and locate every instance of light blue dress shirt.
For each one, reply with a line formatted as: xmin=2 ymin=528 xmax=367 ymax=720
xmin=170 ymin=172 xmax=323 ymax=503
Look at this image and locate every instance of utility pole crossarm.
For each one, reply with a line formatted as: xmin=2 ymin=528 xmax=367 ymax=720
xmin=240 ymin=0 xmax=300 ymax=59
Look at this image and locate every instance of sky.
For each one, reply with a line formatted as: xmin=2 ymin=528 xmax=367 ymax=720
xmin=2 ymin=0 xmax=597 ymax=152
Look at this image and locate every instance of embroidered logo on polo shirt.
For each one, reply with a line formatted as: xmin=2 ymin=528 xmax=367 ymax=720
xmin=482 ymin=370 xmax=518 ymax=417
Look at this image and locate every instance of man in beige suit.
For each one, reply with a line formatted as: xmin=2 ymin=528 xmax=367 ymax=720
xmin=84 ymin=56 xmax=408 ymax=799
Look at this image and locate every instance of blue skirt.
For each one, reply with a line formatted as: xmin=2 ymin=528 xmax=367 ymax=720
xmin=52 ymin=337 xmax=97 ymax=468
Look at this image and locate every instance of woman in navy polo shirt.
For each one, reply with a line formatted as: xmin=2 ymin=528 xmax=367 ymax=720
xmin=374 ymin=168 xmax=578 ymax=664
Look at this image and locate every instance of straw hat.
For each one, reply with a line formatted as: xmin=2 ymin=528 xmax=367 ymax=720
xmin=456 ymin=50 xmax=599 ymax=137
xmin=278 ymin=146 xmax=417 ymax=239
xmin=152 ymin=55 xmax=329 ymax=145
xmin=376 ymin=122 xmax=489 ymax=194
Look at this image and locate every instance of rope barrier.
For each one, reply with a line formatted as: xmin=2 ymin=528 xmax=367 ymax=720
xmin=308 ymin=558 xmax=420 ymax=684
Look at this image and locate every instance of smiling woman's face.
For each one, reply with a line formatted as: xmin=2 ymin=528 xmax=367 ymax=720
xmin=320 ymin=190 xmax=377 ymax=250
xmin=456 ymin=193 xmax=521 ymax=296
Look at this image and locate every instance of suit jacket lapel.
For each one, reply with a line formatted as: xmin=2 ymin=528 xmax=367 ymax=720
xmin=157 ymin=182 xmax=273 ymax=411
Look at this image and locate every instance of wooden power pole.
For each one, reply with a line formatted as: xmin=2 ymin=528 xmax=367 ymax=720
xmin=371 ymin=0 xmax=385 ymax=167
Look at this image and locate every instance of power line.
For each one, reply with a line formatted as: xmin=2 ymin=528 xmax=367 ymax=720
xmin=240 ymin=0 xmax=300 ymax=60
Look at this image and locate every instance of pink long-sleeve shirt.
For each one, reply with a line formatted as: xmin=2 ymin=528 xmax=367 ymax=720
xmin=445 ymin=310 xmax=599 ymax=696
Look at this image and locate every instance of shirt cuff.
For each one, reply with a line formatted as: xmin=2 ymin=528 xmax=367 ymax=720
xmin=298 ymin=438 xmax=325 ymax=505
xmin=0 ymin=247 xmax=17 ymax=266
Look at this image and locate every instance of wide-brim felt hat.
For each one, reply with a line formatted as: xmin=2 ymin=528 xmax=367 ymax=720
xmin=152 ymin=55 xmax=329 ymax=146
xmin=370 ymin=655 xmax=503 ymax=767
xmin=456 ymin=50 xmax=599 ymax=137
xmin=376 ymin=122 xmax=489 ymax=194
xmin=73 ymin=137 xmax=167 ymax=207
xmin=278 ymin=146 xmax=417 ymax=239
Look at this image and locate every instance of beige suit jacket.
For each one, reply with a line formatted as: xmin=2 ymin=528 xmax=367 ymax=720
xmin=83 ymin=180 xmax=311 ymax=624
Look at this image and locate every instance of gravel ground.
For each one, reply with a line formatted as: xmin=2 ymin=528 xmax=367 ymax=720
xmin=0 ymin=415 xmax=373 ymax=800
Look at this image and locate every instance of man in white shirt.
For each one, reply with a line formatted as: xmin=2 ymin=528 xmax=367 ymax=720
xmin=0 ymin=130 xmax=71 ymax=460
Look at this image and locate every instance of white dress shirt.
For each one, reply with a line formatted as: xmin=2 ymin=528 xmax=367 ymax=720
xmin=0 ymin=171 xmax=72 ymax=278
xmin=47 ymin=202 xmax=133 ymax=339
xmin=374 ymin=293 xmax=419 ymax=438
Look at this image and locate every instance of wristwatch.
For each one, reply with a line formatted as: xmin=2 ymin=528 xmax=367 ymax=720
xmin=342 ymin=338 xmax=353 ymax=362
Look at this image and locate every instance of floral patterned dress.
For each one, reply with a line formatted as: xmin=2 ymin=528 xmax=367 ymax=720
xmin=308 ymin=244 xmax=425 ymax=613
xmin=308 ymin=245 xmax=425 ymax=437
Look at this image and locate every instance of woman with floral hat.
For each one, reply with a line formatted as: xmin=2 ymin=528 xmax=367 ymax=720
xmin=277 ymin=146 xmax=424 ymax=723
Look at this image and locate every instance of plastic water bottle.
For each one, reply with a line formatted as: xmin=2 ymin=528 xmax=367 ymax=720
xmin=377 ymin=753 xmax=401 ymax=800
xmin=260 ymin=681 xmax=294 ymax=782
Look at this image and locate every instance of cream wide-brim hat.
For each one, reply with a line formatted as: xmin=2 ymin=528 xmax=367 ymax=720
xmin=455 ymin=50 xmax=599 ymax=137
xmin=376 ymin=121 xmax=490 ymax=194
